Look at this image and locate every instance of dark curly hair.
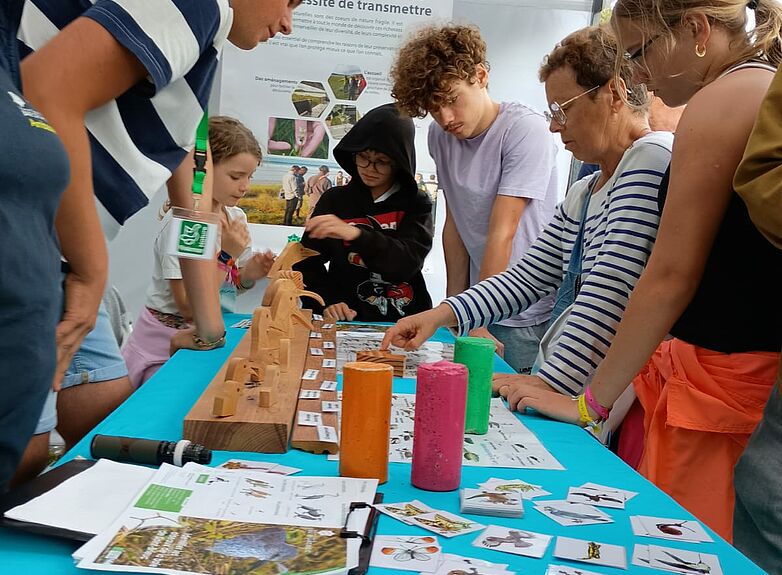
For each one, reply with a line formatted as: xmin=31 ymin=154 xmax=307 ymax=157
xmin=539 ymin=26 xmax=649 ymax=110
xmin=391 ymin=24 xmax=489 ymax=118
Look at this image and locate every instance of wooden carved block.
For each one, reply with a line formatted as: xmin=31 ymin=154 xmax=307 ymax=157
xmin=212 ymin=379 xmax=241 ymax=417
xmin=279 ymin=339 xmax=291 ymax=372
xmin=356 ymin=350 xmax=406 ymax=378
xmin=259 ymin=365 xmax=280 ymax=408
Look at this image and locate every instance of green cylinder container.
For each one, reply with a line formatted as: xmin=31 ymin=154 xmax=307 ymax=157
xmin=453 ymin=336 xmax=495 ymax=434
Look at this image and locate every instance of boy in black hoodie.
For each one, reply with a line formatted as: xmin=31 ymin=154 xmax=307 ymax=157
xmin=295 ymin=103 xmax=433 ymax=322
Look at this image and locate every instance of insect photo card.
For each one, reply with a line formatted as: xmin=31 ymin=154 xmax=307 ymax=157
xmin=412 ymin=511 xmax=485 ymax=538
xmin=369 ymin=535 xmax=442 ymax=573
xmin=554 ymin=536 xmax=627 ymax=569
xmin=630 ymin=515 xmax=713 ymax=543
xmin=534 ymin=500 xmax=614 ymax=527
xmin=374 ymin=500 xmax=435 ymax=525
xmin=478 ymin=478 xmax=551 ymax=500
xmin=433 ymin=560 xmax=512 ymax=575
xmin=472 ymin=525 xmax=552 ymax=559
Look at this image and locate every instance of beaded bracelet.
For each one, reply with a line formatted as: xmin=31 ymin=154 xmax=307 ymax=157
xmin=584 ymin=386 xmax=611 ymax=421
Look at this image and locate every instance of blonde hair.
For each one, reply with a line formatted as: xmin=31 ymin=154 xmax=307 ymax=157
xmin=160 ymin=115 xmax=261 ymax=217
xmin=612 ymin=0 xmax=782 ymax=70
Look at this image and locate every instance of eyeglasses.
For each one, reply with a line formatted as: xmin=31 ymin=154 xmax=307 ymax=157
xmin=624 ymin=35 xmax=660 ymax=63
xmin=355 ymin=153 xmax=394 ymax=174
xmin=544 ymin=85 xmax=601 ymax=126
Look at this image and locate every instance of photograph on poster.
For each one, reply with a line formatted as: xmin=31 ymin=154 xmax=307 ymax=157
xmin=268 ymin=118 xmax=330 ymax=159
xmin=325 ymin=105 xmax=361 ymax=139
xmin=292 ymin=81 xmax=330 ymax=117
xmin=328 ymin=65 xmax=367 ymax=100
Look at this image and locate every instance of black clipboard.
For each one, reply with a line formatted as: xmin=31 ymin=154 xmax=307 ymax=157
xmin=341 ymin=492 xmax=383 ymax=575
xmin=0 ymin=459 xmax=96 ymax=541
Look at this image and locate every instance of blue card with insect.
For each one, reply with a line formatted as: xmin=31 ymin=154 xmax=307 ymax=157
xmin=369 ymin=535 xmax=442 ymax=572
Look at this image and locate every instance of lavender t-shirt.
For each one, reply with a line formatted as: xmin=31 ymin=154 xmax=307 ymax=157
xmin=429 ymin=101 xmax=558 ymax=327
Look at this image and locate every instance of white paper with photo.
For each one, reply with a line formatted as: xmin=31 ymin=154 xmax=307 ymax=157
xmin=648 ymin=544 xmax=723 ymax=575
xmin=434 ymin=562 xmax=512 ymax=575
xmin=567 ymin=485 xmax=626 ymax=509
xmin=440 ymin=553 xmax=509 ymax=570
xmin=369 ymin=535 xmax=441 ymax=573
xmin=534 ymin=500 xmax=613 ymax=526
xmin=218 ymin=459 xmax=301 ymax=476
xmin=546 ymin=564 xmax=608 ymax=575
xmin=634 ymin=515 xmax=713 ymax=543
xmin=374 ymin=500 xmax=435 ymax=525
xmin=472 ymin=525 xmax=551 ymax=558
xmin=411 ymin=510 xmax=484 ymax=538
xmin=554 ymin=536 xmax=627 ymax=570
xmin=579 ymin=482 xmax=638 ymax=502
xmin=478 ymin=477 xmax=550 ymax=500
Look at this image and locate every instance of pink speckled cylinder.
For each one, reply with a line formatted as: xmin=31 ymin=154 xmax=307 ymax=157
xmin=411 ymin=361 xmax=468 ymax=491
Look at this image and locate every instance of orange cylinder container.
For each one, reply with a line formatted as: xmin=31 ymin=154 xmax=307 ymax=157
xmin=339 ymin=361 xmax=393 ymax=483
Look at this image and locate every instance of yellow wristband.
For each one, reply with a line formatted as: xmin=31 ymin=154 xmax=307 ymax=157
xmin=577 ymin=394 xmax=601 ymax=432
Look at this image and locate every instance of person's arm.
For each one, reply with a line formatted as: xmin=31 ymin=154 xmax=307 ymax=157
xmin=169 ymin=280 xmax=193 ymax=321
xmin=294 ymin=193 xmax=338 ymax=311
xmin=348 ymin=193 xmax=433 ymax=283
xmin=536 ymin=143 xmax=671 ymax=396
xmin=508 ymin=69 xmax=774 ymax=420
xmin=20 ymin=17 xmax=148 ymax=381
xmin=478 ymin=195 xmax=529 ymax=278
xmin=734 ymin=67 xmax=782 ymax=249
xmin=443 ymin=203 xmax=470 ymax=297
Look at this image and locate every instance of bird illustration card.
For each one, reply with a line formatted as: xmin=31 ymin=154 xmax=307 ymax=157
xmin=323 ymin=341 xmax=335 ymax=349
xmin=321 ymin=400 xmax=341 ymax=413
xmin=412 ymin=511 xmax=485 ymax=538
xmin=554 ymin=536 xmax=626 ymax=569
xmin=299 ymin=389 xmax=321 ymax=399
xmin=433 ymin=561 xmax=512 ymax=575
xmin=567 ymin=486 xmax=626 ymax=509
xmin=579 ymin=482 xmax=638 ymax=502
xmin=472 ymin=525 xmax=552 ymax=558
xmin=632 ymin=515 xmax=713 ymax=543
xmin=460 ymin=488 xmax=523 ymax=517
xmin=297 ymin=411 xmax=322 ymax=426
xmin=546 ymin=564 xmax=608 ymax=575
xmin=310 ymin=347 xmax=324 ymax=356
xmin=302 ymin=369 xmax=319 ymax=381
xmin=478 ymin=477 xmax=551 ymax=500
xmin=322 ymin=359 xmax=337 ymax=368
xmin=319 ymin=380 xmax=338 ymax=391
xmin=374 ymin=500 xmax=435 ymax=525
xmin=647 ymin=544 xmax=723 ymax=575
xmin=440 ymin=553 xmax=509 ymax=570
xmin=369 ymin=535 xmax=442 ymax=572
xmin=534 ymin=500 xmax=614 ymax=526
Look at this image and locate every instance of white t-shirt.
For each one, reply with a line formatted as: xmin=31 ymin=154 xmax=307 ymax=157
xmin=145 ymin=206 xmax=252 ymax=315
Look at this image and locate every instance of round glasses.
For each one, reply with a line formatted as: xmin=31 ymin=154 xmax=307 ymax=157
xmin=544 ymin=85 xmax=601 ymax=127
xmin=355 ymin=153 xmax=395 ymax=174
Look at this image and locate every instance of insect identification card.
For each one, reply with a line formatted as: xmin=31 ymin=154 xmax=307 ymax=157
xmin=297 ymin=411 xmax=322 ymax=426
xmin=472 ymin=525 xmax=551 ymax=558
xmin=534 ymin=500 xmax=613 ymax=526
xmin=479 ymin=478 xmax=550 ymax=500
xmin=631 ymin=515 xmax=713 ymax=543
xmin=310 ymin=347 xmax=324 ymax=356
xmin=411 ymin=511 xmax=484 ymax=538
xmin=302 ymin=369 xmax=319 ymax=381
xmin=374 ymin=500 xmax=435 ymax=525
xmin=299 ymin=389 xmax=321 ymax=400
xmin=554 ymin=536 xmax=627 ymax=569
xmin=321 ymin=359 xmax=337 ymax=368
xmin=369 ymin=535 xmax=442 ymax=573
xmin=319 ymin=380 xmax=338 ymax=391
xmin=567 ymin=485 xmax=626 ymax=509
xmin=321 ymin=400 xmax=341 ymax=412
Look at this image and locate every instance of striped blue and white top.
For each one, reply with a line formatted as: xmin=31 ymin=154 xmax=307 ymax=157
xmin=446 ymin=132 xmax=673 ymax=395
xmin=19 ymin=0 xmax=233 ymax=239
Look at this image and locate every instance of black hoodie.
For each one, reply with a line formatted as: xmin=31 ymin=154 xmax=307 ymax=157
xmin=295 ymin=103 xmax=434 ymax=321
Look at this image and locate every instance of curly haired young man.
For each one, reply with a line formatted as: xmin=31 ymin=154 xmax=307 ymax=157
xmin=391 ymin=24 xmax=558 ymax=373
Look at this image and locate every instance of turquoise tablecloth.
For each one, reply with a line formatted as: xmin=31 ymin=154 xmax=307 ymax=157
xmin=0 ymin=314 xmax=766 ymax=574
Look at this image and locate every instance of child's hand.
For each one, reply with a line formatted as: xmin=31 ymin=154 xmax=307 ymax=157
xmin=324 ymin=302 xmax=357 ymax=321
xmin=306 ymin=215 xmax=360 ymax=241
xmin=242 ymin=250 xmax=275 ymax=282
xmin=221 ymin=215 xmax=250 ymax=258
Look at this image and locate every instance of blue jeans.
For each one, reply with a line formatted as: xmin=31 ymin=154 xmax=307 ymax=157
xmin=487 ymin=322 xmax=549 ymax=374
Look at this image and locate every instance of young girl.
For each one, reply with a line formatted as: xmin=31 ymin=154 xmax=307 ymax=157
xmin=122 ymin=116 xmax=274 ymax=388
xmin=295 ymin=103 xmax=434 ymax=322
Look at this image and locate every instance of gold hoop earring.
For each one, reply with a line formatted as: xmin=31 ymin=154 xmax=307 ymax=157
xmin=695 ymin=44 xmax=706 ymax=58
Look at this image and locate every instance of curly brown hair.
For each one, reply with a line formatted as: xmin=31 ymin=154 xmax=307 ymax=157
xmin=539 ymin=26 xmax=649 ymax=109
xmin=208 ymin=115 xmax=262 ymax=165
xmin=391 ymin=24 xmax=489 ymax=118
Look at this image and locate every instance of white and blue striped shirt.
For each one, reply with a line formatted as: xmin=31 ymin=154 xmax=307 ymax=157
xmin=446 ymin=132 xmax=673 ymax=395
xmin=19 ymin=0 xmax=233 ymax=239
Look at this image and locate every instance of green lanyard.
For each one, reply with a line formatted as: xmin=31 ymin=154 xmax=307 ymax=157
xmin=192 ymin=110 xmax=209 ymax=209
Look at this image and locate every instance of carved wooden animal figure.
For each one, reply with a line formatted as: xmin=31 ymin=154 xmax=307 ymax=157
xmin=267 ymin=242 xmax=319 ymax=278
xmin=212 ymin=379 xmax=241 ymax=417
xmin=262 ymin=272 xmax=305 ymax=306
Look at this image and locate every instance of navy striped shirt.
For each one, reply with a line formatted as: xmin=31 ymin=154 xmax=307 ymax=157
xmin=446 ymin=132 xmax=673 ymax=394
xmin=19 ymin=0 xmax=233 ymax=238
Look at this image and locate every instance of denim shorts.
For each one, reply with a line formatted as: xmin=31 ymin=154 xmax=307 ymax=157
xmin=34 ymin=301 xmax=128 ymax=434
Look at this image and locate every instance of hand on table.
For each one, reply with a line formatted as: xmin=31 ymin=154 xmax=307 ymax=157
xmin=381 ymin=306 xmax=452 ymax=351
xmin=305 ymin=215 xmax=360 ymax=241
xmin=53 ymin=272 xmax=104 ymax=390
xmin=494 ymin=375 xmax=581 ymax=425
xmin=324 ymin=303 xmax=357 ymax=321
xmin=492 ymin=373 xmax=556 ymax=397
xmin=220 ymin=213 xmax=250 ymax=259
xmin=469 ymin=326 xmax=504 ymax=358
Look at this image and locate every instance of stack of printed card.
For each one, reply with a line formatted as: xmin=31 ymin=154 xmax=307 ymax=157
xmin=554 ymin=536 xmax=627 ymax=570
xmin=566 ymin=482 xmax=638 ymax=509
xmin=472 ymin=525 xmax=553 ymax=559
xmin=374 ymin=500 xmax=484 ymax=538
xmin=630 ymin=515 xmax=713 ymax=543
xmin=460 ymin=488 xmax=523 ymax=518
xmin=534 ymin=500 xmax=614 ymax=526
xmin=545 ymin=565 xmax=607 ymax=575
xmin=632 ymin=544 xmax=723 ymax=575
xmin=478 ymin=477 xmax=551 ymax=500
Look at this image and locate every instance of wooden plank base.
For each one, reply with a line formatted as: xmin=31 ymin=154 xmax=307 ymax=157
xmin=183 ymin=311 xmax=311 ymax=453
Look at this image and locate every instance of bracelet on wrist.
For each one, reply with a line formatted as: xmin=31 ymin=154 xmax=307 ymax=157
xmin=576 ymin=394 xmax=602 ymax=433
xmin=192 ymin=331 xmax=226 ymax=351
xmin=584 ymin=386 xmax=611 ymax=421
xmin=217 ymin=250 xmax=233 ymax=265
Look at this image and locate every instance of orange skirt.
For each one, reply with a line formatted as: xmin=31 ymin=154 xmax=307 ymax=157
xmin=633 ymin=338 xmax=779 ymax=542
